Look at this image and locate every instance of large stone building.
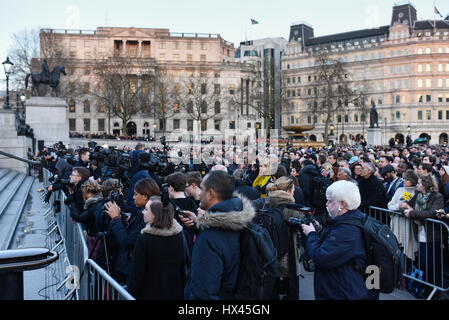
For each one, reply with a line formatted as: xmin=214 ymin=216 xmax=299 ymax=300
xmin=282 ymin=3 xmax=449 ymax=145
xmin=39 ymin=27 xmax=263 ymax=141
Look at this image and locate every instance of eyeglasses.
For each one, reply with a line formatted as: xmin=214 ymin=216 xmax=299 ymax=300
xmin=70 ymin=173 xmax=80 ymax=177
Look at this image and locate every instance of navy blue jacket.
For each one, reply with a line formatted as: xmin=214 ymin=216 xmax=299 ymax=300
xmin=125 ymin=169 xmax=151 ymax=214
xmin=184 ymin=196 xmax=255 ymax=300
xmin=234 ymin=179 xmax=261 ymax=200
xmin=305 ymin=209 xmax=373 ymax=300
xmin=95 ymin=209 xmax=145 ymax=285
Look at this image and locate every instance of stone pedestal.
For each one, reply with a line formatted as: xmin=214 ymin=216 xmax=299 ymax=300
xmin=367 ymin=127 xmax=382 ymax=146
xmin=0 ymin=109 xmax=32 ymax=173
xmin=25 ymin=97 xmax=69 ymax=147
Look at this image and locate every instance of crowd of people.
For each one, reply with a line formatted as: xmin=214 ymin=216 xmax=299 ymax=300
xmin=36 ymin=140 xmax=449 ymax=300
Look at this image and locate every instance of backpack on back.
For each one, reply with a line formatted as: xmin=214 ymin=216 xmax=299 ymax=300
xmin=335 ymin=214 xmax=405 ymax=294
xmin=252 ymin=204 xmax=290 ymax=259
xmin=233 ymin=222 xmax=278 ymax=300
xmin=310 ymin=173 xmax=332 ymax=209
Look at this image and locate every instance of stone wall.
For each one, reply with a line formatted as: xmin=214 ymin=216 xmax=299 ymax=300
xmin=0 ymin=110 xmax=33 ymax=173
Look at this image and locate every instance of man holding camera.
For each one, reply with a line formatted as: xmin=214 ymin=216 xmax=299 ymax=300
xmin=301 ymin=180 xmax=378 ymax=300
xmin=65 ymin=167 xmax=91 ymax=214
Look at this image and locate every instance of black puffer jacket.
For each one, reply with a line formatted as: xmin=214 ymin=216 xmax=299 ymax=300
xmin=298 ymin=164 xmax=321 ymax=206
xmin=358 ymin=174 xmax=388 ymax=209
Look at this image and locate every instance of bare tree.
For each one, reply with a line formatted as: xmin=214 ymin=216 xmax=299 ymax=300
xmin=177 ymin=73 xmax=223 ymax=140
xmin=151 ymin=67 xmax=180 ymax=136
xmin=306 ymin=51 xmax=370 ymax=144
xmin=91 ymin=56 xmax=155 ymax=136
xmin=7 ymin=28 xmax=83 ymax=104
xmin=6 ymin=28 xmax=40 ymax=90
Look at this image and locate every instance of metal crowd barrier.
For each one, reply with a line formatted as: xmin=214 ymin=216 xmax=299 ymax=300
xmin=364 ymin=206 xmax=449 ymax=300
xmin=41 ymin=168 xmax=135 ymax=300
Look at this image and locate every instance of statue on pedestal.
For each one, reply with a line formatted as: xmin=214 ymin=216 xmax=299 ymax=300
xmin=370 ymin=101 xmax=379 ymax=128
xmin=25 ymin=60 xmax=66 ymax=97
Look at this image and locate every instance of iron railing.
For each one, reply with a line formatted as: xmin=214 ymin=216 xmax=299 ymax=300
xmin=363 ymin=206 xmax=449 ymax=300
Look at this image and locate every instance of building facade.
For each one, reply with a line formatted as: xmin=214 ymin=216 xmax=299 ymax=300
xmin=235 ymin=37 xmax=287 ymax=135
xmin=282 ymin=3 xmax=449 ymax=145
xmin=39 ymin=27 xmax=263 ymax=140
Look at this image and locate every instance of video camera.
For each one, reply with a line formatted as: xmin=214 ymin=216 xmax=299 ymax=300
xmin=138 ymin=152 xmax=178 ymax=177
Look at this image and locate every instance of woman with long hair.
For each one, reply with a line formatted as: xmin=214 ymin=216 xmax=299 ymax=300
xmin=264 ymin=176 xmax=304 ymax=299
xmin=127 ymin=196 xmax=185 ymax=300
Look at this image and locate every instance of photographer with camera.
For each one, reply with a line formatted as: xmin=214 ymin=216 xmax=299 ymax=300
xmin=70 ymin=180 xmax=104 ymax=260
xmin=46 ymin=156 xmax=74 ymax=197
xmin=63 ymin=167 xmax=91 ymax=213
xmin=300 ymin=180 xmax=378 ymax=300
xmin=103 ymin=178 xmax=160 ymax=285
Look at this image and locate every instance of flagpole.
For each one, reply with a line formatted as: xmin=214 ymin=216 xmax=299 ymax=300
xmin=434 ymin=0 xmax=437 ymax=34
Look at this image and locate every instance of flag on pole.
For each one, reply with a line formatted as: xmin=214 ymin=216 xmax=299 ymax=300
xmin=250 ymin=18 xmax=259 ymax=25
xmin=435 ymin=6 xmax=443 ymax=18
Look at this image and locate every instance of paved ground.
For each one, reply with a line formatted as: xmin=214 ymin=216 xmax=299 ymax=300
xmin=299 ymin=268 xmax=417 ymax=300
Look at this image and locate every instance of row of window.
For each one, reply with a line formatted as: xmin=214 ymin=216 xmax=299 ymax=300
xmin=158 ymin=42 xmax=208 ymax=50
xmin=68 ymin=100 xmax=225 ymax=114
xmin=159 ymin=53 xmax=207 ymax=62
xmin=417 ymin=63 xmax=449 ymax=72
xmin=284 ymin=47 xmax=449 ymax=70
xmin=69 ymin=118 xmax=256 ymax=132
xmin=417 ymin=79 xmax=449 ymax=88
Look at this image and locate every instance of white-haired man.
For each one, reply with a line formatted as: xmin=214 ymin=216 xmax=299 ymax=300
xmin=301 ymin=180 xmax=378 ymax=300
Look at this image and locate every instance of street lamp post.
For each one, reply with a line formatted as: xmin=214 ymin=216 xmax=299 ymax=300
xmin=328 ymin=124 xmax=335 ymax=146
xmin=2 ymin=57 xmax=14 ymax=110
xmin=19 ymin=93 xmax=26 ymax=118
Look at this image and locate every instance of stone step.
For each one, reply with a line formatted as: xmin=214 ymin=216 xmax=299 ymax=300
xmin=0 ymin=170 xmax=19 ymax=192
xmin=0 ymin=170 xmax=34 ymax=250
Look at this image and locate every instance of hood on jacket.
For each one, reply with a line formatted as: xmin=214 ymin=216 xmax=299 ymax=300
xmin=141 ymin=218 xmax=183 ymax=237
xmin=299 ymin=164 xmax=319 ymax=176
xmin=83 ymin=195 xmax=104 ymax=210
xmin=196 ymin=193 xmax=255 ymax=232
xmin=55 ymin=158 xmax=71 ymax=177
xmin=266 ymin=190 xmax=295 ymax=208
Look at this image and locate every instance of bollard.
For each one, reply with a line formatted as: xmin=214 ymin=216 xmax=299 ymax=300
xmin=0 ymin=248 xmax=58 ymax=300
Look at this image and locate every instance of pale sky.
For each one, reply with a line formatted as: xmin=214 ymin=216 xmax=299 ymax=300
xmin=0 ymin=0 xmax=447 ymax=90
